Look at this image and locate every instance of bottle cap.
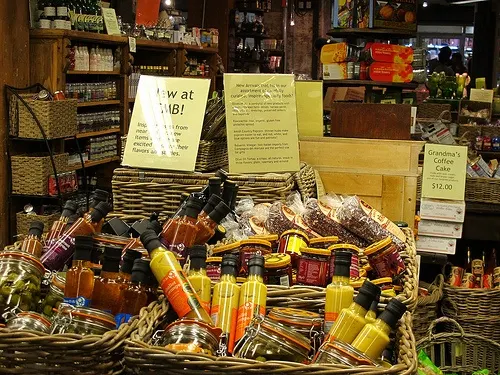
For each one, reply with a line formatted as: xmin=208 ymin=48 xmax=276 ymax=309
xmin=222 ymin=181 xmax=236 ymax=207
xmin=28 ymin=221 xmax=44 ymax=238
xmin=201 ymin=194 xmax=223 ymax=215
xmin=90 ymin=202 xmax=112 ymax=222
xmin=74 ymin=235 xmax=94 ymax=261
xmin=121 ymin=249 xmax=142 ymax=275
xmin=354 ymin=280 xmax=381 ymax=311
xmin=140 ymin=229 xmax=163 ymax=254
xmin=379 ymin=298 xmax=407 ymax=329
xmin=147 ymin=219 xmax=163 ymax=235
xmin=90 ymin=189 xmax=109 ymax=208
xmin=208 ymin=202 xmax=230 ymax=224
xmin=131 ymin=259 xmax=151 ymax=284
xmin=208 ymin=177 xmax=222 ymax=198
xmin=61 ymin=200 xmax=78 ymax=218
xmin=221 ymin=254 xmax=239 ymax=277
xmin=188 ymin=245 xmax=207 ymax=270
xmin=332 ymin=251 xmax=351 ymax=278
xmin=215 ymin=169 xmax=229 ymax=183
xmin=102 ymin=245 xmax=122 ymax=272
xmin=248 ymin=254 xmax=265 ymax=277
xmin=66 ymin=213 xmax=80 ymax=229
xmin=185 ymin=197 xmax=204 ymax=219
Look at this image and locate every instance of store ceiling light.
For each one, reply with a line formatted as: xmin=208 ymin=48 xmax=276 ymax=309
xmin=447 ymin=0 xmax=488 ymax=4
xmin=165 ymin=0 xmax=172 ymax=5
xmin=423 ymin=1 xmax=428 ymax=7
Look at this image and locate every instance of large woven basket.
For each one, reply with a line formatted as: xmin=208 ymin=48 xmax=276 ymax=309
xmin=417 ymin=317 xmax=500 ymax=373
xmin=16 ymin=211 xmax=60 ymax=237
xmin=196 ymin=138 xmax=228 ymax=172
xmin=413 ymin=275 xmax=444 ymax=342
xmin=0 ymin=312 xmax=140 ymax=374
xmin=9 ymin=95 xmax=77 ymax=139
xmin=417 ymin=103 xmax=452 ymax=120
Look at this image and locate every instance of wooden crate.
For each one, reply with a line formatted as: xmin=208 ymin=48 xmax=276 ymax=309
xmin=299 ymin=136 xmax=424 ymax=225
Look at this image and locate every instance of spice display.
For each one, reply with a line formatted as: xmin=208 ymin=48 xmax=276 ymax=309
xmin=6 ymin=312 xmax=51 ymax=333
xmin=187 ymin=246 xmax=212 ymax=313
xmin=51 ymin=304 xmax=116 ymax=335
xmin=20 ymin=221 xmax=44 ymax=258
xmin=324 ymin=251 xmax=354 ymax=333
xmin=296 ymin=247 xmax=331 ymax=287
xmin=364 ymin=237 xmax=406 ymax=279
xmin=64 ymin=236 xmax=95 ymax=307
xmin=91 ymin=245 xmax=124 ymax=314
xmin=41 ymin=273 xmax=65 ymax=317
xmin=278 ymin=229 xmax=309 ymax=261
xmin=45 ymin=200 xmax=78 ymax=248
xmin=211 ymin=254 xmax=240 ymax=353
xmin=206 ymin=257 xmax=222 ymax=282
xmin=238 ymin=239 xmax=272 ymax=277
xmin=328 ymin=244 xmax=360 ymax=279
xmin=159 ymin=319 xmax=222 ymax=355
xmin=264 ymin=253 xmax=293 ymax=287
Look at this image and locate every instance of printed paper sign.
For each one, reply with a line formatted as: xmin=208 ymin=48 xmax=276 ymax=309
xmin=123 ymin=76 xmax=211 ymax=171
xmin=421 ymin=144 xmax=467 ymax=201
xmin=224 ymin=74 xmax=300 ymax=174
xmin=102 ymin=7 xmax=120 ymax=35
xmin=470 ymin=89 xmax=494 ymax=103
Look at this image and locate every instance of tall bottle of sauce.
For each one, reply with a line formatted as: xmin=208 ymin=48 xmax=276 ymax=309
xmin=211 ymin=254 xmax=240 ymax=354
xmin=365 ymin=288 xmax=381 ymax=324
xmin=470 ymin=248 xmax=484 ymax=288
xmin=483 ymin=248 xmax=497 ymax=289
xmin=140 ymin=229 xmax=212 ymax=324
xmin=64 ymin=236 xmax=95 ymax=307
xmin=235 ymin=254 xmax=267 ymax=343
xmin=194 ymin=202 xmax=230 ymax=245
xmin=120 ymin=249 xmax=142 ymax=282
xmin=84 ymin=189 xmax=109 ymax=232
xmin=222 ymin=181 xmax=239 ymax=210
xmin=324 ymin=251 xmax=354 ymax=333
xmin=41 ymin=202 xmax=111 ymax=271
xmin=351 ymin=298 xmax=407 ymax=359
xmin=91 ymin=245 xmax=124 ymax=314
xmin=20 ymin=221 xmax=44 ymax=258
xmin=326 ymin=280 xmax=381 ymax=344
xmin=45 ymin=200 xmax=78 ymax=247
xmin=187 ymin=246 xmax=212 ymax=313
xmin=198 ymin=195 xmax=224 ymax=221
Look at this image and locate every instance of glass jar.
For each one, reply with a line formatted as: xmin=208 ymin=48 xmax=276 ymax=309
xmin=264 ymin=253 xmax=293 ymax=287
xmin=313 ymin=341 xmax=378 ymax=366
xmin=51 ymin=304 xmax=116 ymax=335
xmin=206 ymin=257 xmax=222 ymax=282
xmin=251 ymin=234 xmax=279 ymax=252
xmin=296 ymin=247 xmax=330 ymax=287
xmin=364 ymin=237 xmax=406 ymax=279
xmin=372 ymin=277 xmax=395 ymax=297
xmin=211 ymin=241 xmax=240 ymax=256
xmin=278 ymin=230 xmax=309 ymax=262
xmin=234 ymin=316 xmax=311 ymax=363
xmin=6 ymin=311 xmax=51 ymax=333
xmin=158 ymin=319 xmax=222 ymax=356
xmin=328 ymin=244 xmax=360 ymax=280
xmin=309 ymin=236 xmax=339 ymax=249
xmin=239 ymin=239 xmax=272 ymax=277
xmin=0 ymin=251 xmax=45 ymax=315
xmin=350 ymin=278 xmax=366 ymax=289
xmin=41 ymin=273 xmax=65 ymax=318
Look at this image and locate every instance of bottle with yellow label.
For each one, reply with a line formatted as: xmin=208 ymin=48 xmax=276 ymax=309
xmin=140 ymin=229 xmax=212 ymax=325
xmin=235 ymin=254 xmax=266 ymax=343
xmin=351 ymin=298 xmax=407 ymax=359
xmin=187 ymin=245 xmax=212 ymax=313
xmin=326 ymin=280 xmax=380 ymax=344
xmin=211 ymin=254 xmax=240 ymax=354
xmin=324 ymin=251 xmax=354 ymax=333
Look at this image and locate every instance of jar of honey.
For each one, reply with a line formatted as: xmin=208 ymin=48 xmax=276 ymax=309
xmin=264 ymin=253 xmax=293 ymax=287
xmin=296 ymin=247 xmax=330 ymax=287
xmin=328 ymin=244 xmax=360 ymax=280
xmin=364 ymin=237 xmax=406 ymax=279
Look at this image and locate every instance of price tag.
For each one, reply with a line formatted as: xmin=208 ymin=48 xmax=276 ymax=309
xmin=129 ymin=37 xmax=136 ymax=53
xmin=421 ymin=144 xmax=467 ymax=201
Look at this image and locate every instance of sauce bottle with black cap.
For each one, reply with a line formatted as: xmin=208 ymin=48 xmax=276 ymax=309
xmin=41 ymin=202 xmax=112 ymax=271
xmin=85 ymin=189 xmax=109 ymax=232
xmin=64 ymin=236 xmax=95 ymax=307
xmin=45 ymin=200 xmax=78 ymax=247
xmin=326 ymin=280 xmax=381 ymax=344
xmin=140 ymin=229 xmax=212 ymax=324
xmin=222 ymin=181 xmax=239 ymax=210
xmin=195 ymin=202 xmax=231 ymax=244
xmin=235 ymin=254 xmax=267 ymax=343
xmin=21 ymin=221 xmax=44 ymax=258
xmin=120 ymin=249 xmax=142 ymax=282
xmin=198 ymin=195 xmax=224 ymax=221
xmin=207 ymin=177 xmax=222 ymax=198
xmin=91 ymin=245 xmax=124 ymax=314
xmin=187 ymin=245 xmax=212 ymax=312
xmin=351 ymin=298 xmax=407 ymax=359
xmin=211 ymin=254 xmax=240 ymax=353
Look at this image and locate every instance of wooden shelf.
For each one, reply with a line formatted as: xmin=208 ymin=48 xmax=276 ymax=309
xmin=236 ymin=32 xmax=269 ymax=40
xmin=323 ymin=79 xmax=418 ymax=89
xmin=327 ymin=28 xmax=416 ymax=39
xmin=77 ymin=100 xmax=121 ymax=107
xmin=67 ymin=70 xmax=121 ymax=75
xmin=128 ymin=98 xmax=135 ymax=103
xmin=66 ymin=128 xmax=120 ymax=140
xmin=182 ymin=44 xmax=219 ymax=54
xmin=30 ymin=29 xmax=128 ymax=44
xmin=136 ymin=39 xmax=180 ymax=50
xmin=71 ymin=156 xmax=121 ymax=170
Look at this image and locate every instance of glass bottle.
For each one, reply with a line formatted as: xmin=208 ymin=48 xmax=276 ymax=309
xmin=351 ymin=299 xmax=407 ymax=360
xmin=211 ymin=254 xmax=240 ymax=354
xmin=198 ymin=194 xmax=224 ymax=222
xmin=324 ymin=251 xmax=354 ymax=333
xmin=20 ymin=221 xmax=44 ymax=258
xmin=43 ymin=0 xmax=56 ymax=24
xmin=235 ymin=254 xmax=267 ymax=343
xmin=120 ymin=249 xmax=142 ymax=282
xmin=91 ymin=245 xmax=124 ymax=314
xmin=64 ymin=236 xmax=95 ymax=307
xmin=222 ymin=181 xmax=238 ymax=210
xmin=45 ymin=200 xmax=78 ymax=248
xmin=365 ymin=289 xmax=381 ymax=324
xmin=326 ymin=280 xmax=381 ymax=345
xmin=187 ymin=246 xmax=212 ymax=313
xmin=85 ymin=189 xmax=109 ymax=232
xmin=194 ymin=202 xmax=230 ymax=245
xmin=56 ymin=0 xmax=70 ymax=29
xmin=140 ymin=229 xmax=212 ymax=324
xmin=41 ymin=202 xmax=111 ymax=271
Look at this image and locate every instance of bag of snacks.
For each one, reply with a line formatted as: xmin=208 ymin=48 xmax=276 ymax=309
xmin=302 ymin=196 xmax=367 ymax=247
xmin=239 ymin=201 xmax=271 ymax=236
xmin=335 ymin=196 xmax=406 ymax=249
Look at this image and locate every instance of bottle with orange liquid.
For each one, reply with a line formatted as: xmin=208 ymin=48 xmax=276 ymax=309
xmin=64 ymin=236 xmax=95 ymax=307
xmin=20 ymin=221 xmax=44 ymax=258
xmin=194 ymin=202 xmax=230 ymax=245
xmin=91 ymin=245 xmax=124 ymax=314
xmin=45 ymin=200 xmax=78 ymax=248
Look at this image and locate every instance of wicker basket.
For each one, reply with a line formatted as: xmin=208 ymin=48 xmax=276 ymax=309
xmin=11 ymin=153 xmax=70 ymax=196
xmin=416 ymin=317 xmax=500 ymax=373
xmin=294 ymin=163 xmax=318 ymax=200
xmin=9 ymin=94 xmax=77 ymax=139
xmin=413 ymin=275 xmax=444 ymax=342
xmin=196 ymin=138 xmax=228 ymax=172
xmin=16 ymin=211 xmax=60 ymax=236
xmin=0 ymin=312 xmax=139 ymax=374
xmin=417 ymin=103 xmax=452 ymax=120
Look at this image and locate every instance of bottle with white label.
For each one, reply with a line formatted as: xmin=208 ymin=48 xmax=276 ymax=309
xmin=89 ymin=47 xmax=97 ymax=71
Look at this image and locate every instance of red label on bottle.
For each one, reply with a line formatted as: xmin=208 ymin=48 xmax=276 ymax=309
xmin=160 ymin=269 xmax=203 ymax=318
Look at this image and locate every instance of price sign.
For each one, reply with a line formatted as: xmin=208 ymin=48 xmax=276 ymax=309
xmin=421 ymin=144 xmax=467 ymax=201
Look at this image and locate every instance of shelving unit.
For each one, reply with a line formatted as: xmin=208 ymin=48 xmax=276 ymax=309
xmin=77 ymin=100 xmax=121 ymax=107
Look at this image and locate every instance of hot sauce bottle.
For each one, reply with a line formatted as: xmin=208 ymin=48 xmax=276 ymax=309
xmin=63 ymin=236 xmax=95 ymax=307
xmin=324 ymin=251 xmax=354 ymax=333
xmin=91 ymin=245 xmax=124 ymax=314
xmin=20 ymin=221 xmax=44 ymax=258
xmin=211 ymin=254 xmax=240 ymax=354
xmin=351 ymin=299 xmax=407 ymax=360
xmin=194 ymin=202 xmax=230 ymax=245
xmin=115 ymin=259 xmax=151 ymax=326
xmin=85 ymin=190 xmax=110 ymax=232
xmin=45 ymin=200 xmax=78 ymax=247
xmin=198 ymin=195 xmax=224 ymax=221
xmin=41 ymin=202 xmax=112 ymax=271
xmin=140 ymin=229 xmax=212 ymax=324
xmin=471 ymin=248 xmax=484 ymax=288
xmin=235 ymin=254 xmax=267 ymax=343
xmin=120 ymin=249 xmax=142 ymax=282
xmin=187 ymin=246 xmax=212 ymax=313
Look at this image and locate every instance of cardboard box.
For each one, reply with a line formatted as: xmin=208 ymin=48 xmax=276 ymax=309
xmin=368 ymin=62 xmax=413 ymax=83
xmin=420 ymin=198 xmax=465 ymax=223
xmin=323 ymin=63 xmax=350 ymax=80
xmin=373 ymin=0 xmax=417 ymax=31
xmin=364 ymin=43 xmax=414 ymax=64
xmin=416 ymin=236 xmax=457 ymax=255
xmin=418 ymin=219 xmax=463 ymax=239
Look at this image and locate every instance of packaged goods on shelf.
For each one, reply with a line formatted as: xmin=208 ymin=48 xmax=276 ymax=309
xmin=416 ymin=235 xmax=457 ymax=255
xmin=418 ymin=219 xmax=463 ymax=239
xmin=320 ymin=42 xmax=359 ymax=64
xmin=367 ymin=62 xmax=413 ymax=83
xmin=362 ymin=43 xmax=414 ymax=64
xmin=419 ymin=198 xmax=465 ymax=223
xmin=323 ymin=63 xmax=351 ymax=80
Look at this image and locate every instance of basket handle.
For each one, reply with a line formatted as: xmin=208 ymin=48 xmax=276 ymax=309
xmin=427 ymin=317 xmax=465 ymax=340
